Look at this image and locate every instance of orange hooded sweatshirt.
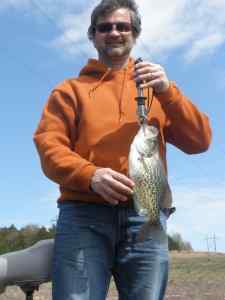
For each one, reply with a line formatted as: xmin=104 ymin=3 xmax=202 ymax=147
xmin=34 ymin=58 xmax=211 ymax=207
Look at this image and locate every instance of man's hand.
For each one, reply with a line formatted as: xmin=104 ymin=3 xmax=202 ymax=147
xmin=134 ymin=60 xmax=169 ymax=94
xmin=90 ymin=168 xmax=135 ymax=205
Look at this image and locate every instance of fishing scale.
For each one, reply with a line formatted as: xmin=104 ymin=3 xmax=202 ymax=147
xmin=135 ymin=57 xmax=153 ymax=125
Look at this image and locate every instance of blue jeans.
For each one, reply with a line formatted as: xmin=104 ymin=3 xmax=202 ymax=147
xmin=52 ymin=201 xmax=169 ymax=300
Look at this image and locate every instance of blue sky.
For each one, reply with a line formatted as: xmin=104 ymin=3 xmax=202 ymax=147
xmin=0 ymin=0 xmax=225 ymax=253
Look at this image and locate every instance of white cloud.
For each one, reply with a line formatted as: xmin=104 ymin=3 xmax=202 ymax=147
xmin=135 ymin=0 xmax=225 ymax=61
xmin=0 ymin=187 xmax=59 ymax=229
xmin=51 ymin=0 xmax=225 ymax=62
xmin=185 ymin=33 xmax=225 ymax=62
xmin=0 ymin=0 xmax=29 ymax=10
xmin=51 ymin=10 xmax=97 ymax=58
xmin=168 ymin=182 xmax=225 ymax=252
xmin=2 ymin=1 xmax=225 ymax=62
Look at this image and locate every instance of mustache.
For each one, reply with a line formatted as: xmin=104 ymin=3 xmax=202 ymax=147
xmin=105 ymin=38 xmax=124 ymax=44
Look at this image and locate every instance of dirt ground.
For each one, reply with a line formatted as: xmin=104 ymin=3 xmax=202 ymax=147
xmin=1 ymin=280 xmax=225 ymax=300
xmin=1 ymin=252 xmax=225 ymax=300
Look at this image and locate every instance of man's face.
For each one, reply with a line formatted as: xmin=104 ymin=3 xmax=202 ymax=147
xmin=93 ymin=8 xmax=136 ymax=62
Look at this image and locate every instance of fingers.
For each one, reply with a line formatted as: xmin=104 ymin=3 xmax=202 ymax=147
xmin=135 ymin=70 xmax=164 ymax=84
xmin=110 ymin=169 xmax=135 ymax=190
xmin=134 ymin=61 xmax=169 ymax=93
xmin=100 ymin=185 xmax=128 ymax=205
xmin=90 ymin=168 xmax=135 ymax=205
xmin=134 ymin=63 xmax=164 ymax=82
xmin=141 ymin=78 xmax=165 ymax=90
xmin=134 ymin=62 xmax=159 ymax=78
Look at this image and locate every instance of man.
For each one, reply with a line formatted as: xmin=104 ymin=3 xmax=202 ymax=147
xmin=34 ymin=0 xmax=211 ymax=299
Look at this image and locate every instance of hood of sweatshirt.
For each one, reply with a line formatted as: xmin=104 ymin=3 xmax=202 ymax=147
xmin=79 ymin=57 xmax=134 ymax=80
xmin=78 ymin=57 xmax=135 ymax=121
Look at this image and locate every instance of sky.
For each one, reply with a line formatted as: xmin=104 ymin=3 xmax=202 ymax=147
xmin=0 ymin=0 xmax=225 ymax=253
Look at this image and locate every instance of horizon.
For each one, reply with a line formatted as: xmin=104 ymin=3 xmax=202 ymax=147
xmin=0 ymin=0 xmax=225 ymax=253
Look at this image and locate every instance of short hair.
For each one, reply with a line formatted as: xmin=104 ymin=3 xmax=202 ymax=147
xmin=88 ymin=0 xmax=142 ymax=40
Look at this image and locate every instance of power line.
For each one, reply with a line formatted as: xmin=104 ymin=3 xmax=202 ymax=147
xmin=212 ymin=233 xmax=218 ymax=253
xmin=205 ymin=233 xmax=219 ymax=253
xmin=205 ymin=236 xmax=210 ymax=253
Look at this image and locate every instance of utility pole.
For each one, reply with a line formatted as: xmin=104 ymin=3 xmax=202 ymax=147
xmin=206 ymin=233 xmax=218 ymax=253
xmin=205 ymin=236 xmax=210 ymax=253
xmin=212 ymin=233 xmax=217 ymax=253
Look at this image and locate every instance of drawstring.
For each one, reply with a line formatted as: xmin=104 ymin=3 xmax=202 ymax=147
xmin=146 ymin=87 xmax=154 ymax=116
xmin=88 ymin=66 xmax=129 ymax=123
xmin=118 ymin=68 xmax=128 ymax=122
xmin=88 ymin=68 xmax=111 ymax=101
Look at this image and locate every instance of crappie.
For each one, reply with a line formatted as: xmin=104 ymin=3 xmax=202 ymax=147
xmin=128 ymin=124 xmax=172 ymax=239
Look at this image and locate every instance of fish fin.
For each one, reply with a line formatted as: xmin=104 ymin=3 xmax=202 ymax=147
xmin=136 ymin=222 xmax=160 ymax=242
xmin=132 ymin=193 xmax=140 ymax=213
xmin=160 ymin=182 xmax=173 ymax=208
xmin=137 ymin=220 xmax=167 ymax=243
xmin=137 ymin=222 xmax=151 ymax=242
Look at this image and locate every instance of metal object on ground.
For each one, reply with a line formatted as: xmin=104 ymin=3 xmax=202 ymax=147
xmin=18 ymin=280 xmax=41 ymax=300
xmin=0 ymin=239 xmax=54 ymax=298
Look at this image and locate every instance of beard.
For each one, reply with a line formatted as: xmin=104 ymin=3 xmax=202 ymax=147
xmin=96 ymin=36 xmax=134 ymax=60
xmin=105 ymin=43 xmax=130 ymax=56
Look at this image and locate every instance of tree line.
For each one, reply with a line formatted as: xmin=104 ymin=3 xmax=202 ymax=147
xmin=0 ymin=224 xmax=192 ymax=255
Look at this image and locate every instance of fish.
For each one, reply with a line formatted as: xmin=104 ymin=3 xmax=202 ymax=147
xmin=128 ymin=124 xmax=172 ymax=241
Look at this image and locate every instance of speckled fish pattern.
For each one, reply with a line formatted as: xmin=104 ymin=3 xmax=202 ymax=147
xmin=128 ymin=125 xmax=172 ymax=239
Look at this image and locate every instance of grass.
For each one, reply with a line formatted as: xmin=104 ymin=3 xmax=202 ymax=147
xmin=1 ymin=251 xmax=225 ymax=300
xmin=166 ymin=251 xmax=225 ymax=300
xmin=170 ymin=251 xmax=225 ymax=279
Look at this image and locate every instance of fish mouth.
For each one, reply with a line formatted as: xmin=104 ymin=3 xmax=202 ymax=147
xmin=141 ymin=125 xmax=158 ymax=136
xmin=137 ymin=148 xmax=149 ymax=158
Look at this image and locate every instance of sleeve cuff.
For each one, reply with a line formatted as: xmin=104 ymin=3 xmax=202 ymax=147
xmin=156 ymin=81 xmax=181 ymax=105
xmin=73 ymin=164 xmax=98 ymax=192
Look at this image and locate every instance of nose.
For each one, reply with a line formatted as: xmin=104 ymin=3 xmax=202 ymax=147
xmin=109 ymin=24 xmax=121 ymax=35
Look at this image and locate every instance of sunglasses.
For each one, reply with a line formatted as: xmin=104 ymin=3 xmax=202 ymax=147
xmin=95 ymin=22 xmax=132 ymax=33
